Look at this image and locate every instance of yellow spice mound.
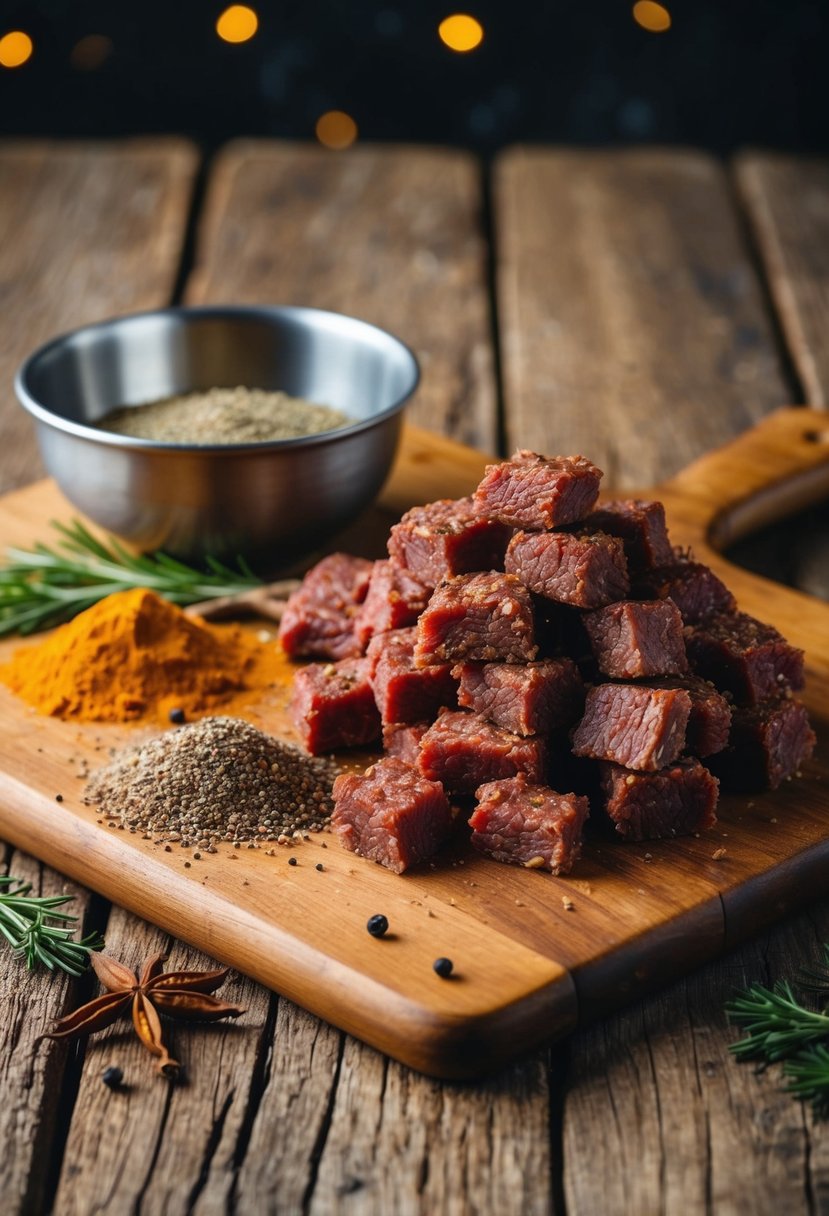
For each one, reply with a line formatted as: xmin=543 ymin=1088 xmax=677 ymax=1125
xmin=0 ymin=587 xmax=279 ymax=723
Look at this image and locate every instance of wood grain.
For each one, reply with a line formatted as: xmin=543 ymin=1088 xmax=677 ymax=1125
xmin=494 ymin=148 xmax=791 ymax=487
xmin=186 ymin=141 xmax=497 ymax=450
xmin=0 ymin=140 xmax=197 ymax=493
xmin=0 ymin=413 xmax=827 ymax=1080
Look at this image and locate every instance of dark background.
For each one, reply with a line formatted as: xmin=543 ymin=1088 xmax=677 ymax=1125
xmin=1 ymin=0 xmax=827 ymax=153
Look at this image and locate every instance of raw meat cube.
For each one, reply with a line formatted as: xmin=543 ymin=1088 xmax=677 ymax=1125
xmin=470 ymin=774 xmax=589 ymax=875
xmin=505 ymin=530 xmax=629 ymax=609
xmin=599 ymin=759 xmax=719 ymax=841
xmin=279 ymin=553 xmax=372 ymax=660
xmin=387 ymin=496 xmax=511 ymax=588
xmin=353 ymin=560 xmax=431 ymax=649
xmin=645 ymin=676 xmax=732 ymax=757
xmin=452 ymin=658 xmax=584 ymax=736
xmin=584 ymin=599 xmax=688 ymax=678
xmin=418 ymin=710 xmax=546 ymax=795
xmin=708 ymin=697 xmax=816 ymax=791
xmin=369 ymin=627 xmax=457 ymax=724
xmin=289 ymin=657 xmax=380 ymax=755
xmin=685 ymin=611 xmax=805 ymax=704
xmin=332 ymin=757 xmax=453 ymax=873
xmin=582 ymin=499 xmax=673 ymax=571
xmin=572 ymin=683 xmax=691 ymax=771
xmin=474 ymin=450 xmax=602 ymax=530
xmin=382 ymin=722 xmax=429 ymax=764
xmin=415 ymin=572 xmax=537 ymax=667
xmin=633 ymin=558 xmax=736 ymax=625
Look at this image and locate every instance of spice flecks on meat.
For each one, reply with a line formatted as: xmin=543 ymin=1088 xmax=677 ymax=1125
xmin=415 ymin=572 xmax=537 ymax=667
xmin=473 ymin=450 xmax=602 ymax=530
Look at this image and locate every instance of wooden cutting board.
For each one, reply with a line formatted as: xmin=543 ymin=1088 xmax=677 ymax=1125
xmin=0 ymin=408 xmax=827 ymax=1079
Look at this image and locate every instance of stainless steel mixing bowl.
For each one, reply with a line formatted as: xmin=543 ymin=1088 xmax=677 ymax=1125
xmin=15 ymin=305 xmax=419 ymax=564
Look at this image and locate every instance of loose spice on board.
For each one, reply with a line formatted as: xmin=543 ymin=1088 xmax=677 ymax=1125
xmin=84 ymin=716 xmax=338 ymax=848
xmin=0 ymin=587 xmax=285 ymax=724
xmin=98 ymin=386 xmax=350 ymax=444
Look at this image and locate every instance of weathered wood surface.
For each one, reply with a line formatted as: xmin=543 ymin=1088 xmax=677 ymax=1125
xmin=0 ymin=139 xmax=828 ymax=1216
xmin=494 ymin=148 xmax=790 ymax=486
xmin=186 ymin=141 xmax=498 ymax=450
xmin=0 ymin=140 xmax=197 ymax=492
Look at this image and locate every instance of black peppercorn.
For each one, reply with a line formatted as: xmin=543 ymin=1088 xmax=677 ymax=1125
xmin=366 ymin=914 xmax=389 ymax=938
xmin=288 ymin=856 xmax=297 ymax=866
xmin=315 ymin=863 xmax=324 ymax=871
xmin=433 ymin=957 xmax=453 ymax=978
xmin=102 ymin=1065 xmax=123 ymax=1088
xmin=168 ymin=707 xmax=186 ymax=725
xmin=55 ymin=794 xmax=63 ymax=802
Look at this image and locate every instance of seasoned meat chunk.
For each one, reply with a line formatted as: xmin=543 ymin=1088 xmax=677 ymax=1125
xmin=415 ymin=572 xmax=537 ymax=667
xmin=368 ymin=627 xmax=457 ymax=725
xmin=644 ymin=675 xmax=732 ymax=757
xmin=382 ymin=722 xmax=429 ymax=764
xmin=474 ymin=450 xmax=602 ymax=530
xmin=599 ymin=759 xmax=719 ymax=841
xmin=452 ymin=658 xmax=584 ymax=736
xmin=633 ymin=558 xmax=736 ymax=625
xmin=332 ymin=757 xmax=453 ymax=873
xmin=470 ymin=774 xmax=589 ymax=875
xmin=505 ymin=530 xmax=629 ymax=609
xmin=708 ymin=697 xmax=816 ymax=791
xmin=387 ymin=497 xmax=511 ymax=588
xmin=353 ymin=560 xmax=431 ymax=650
xmin=279 ymin=553 xmax=372 ymax=660
xmin=582 ymin=499 xmax=673 ymax=571
xmin=289 ymin=657 xmax=380 ymax=755
xmin=572 ymin=683 xmax=691 ymax=771
xmin=418 ymin=710 xmax=546 ymax=795
xmin=685 ymin=611 xmax=805 ymax=704
xmin=584 ymin=599 xmax=688 ymax=678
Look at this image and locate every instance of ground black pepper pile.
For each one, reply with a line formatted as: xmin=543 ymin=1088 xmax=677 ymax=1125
xmin=84 ymin=716 xmax=337 ymax=850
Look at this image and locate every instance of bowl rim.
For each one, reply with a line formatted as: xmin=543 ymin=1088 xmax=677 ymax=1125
xmin=14 ymin=303 xmax=420 ymax=454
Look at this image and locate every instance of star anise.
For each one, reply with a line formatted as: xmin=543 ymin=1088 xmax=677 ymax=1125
xmin=43 ymin=951 xmax=245 ymax=1077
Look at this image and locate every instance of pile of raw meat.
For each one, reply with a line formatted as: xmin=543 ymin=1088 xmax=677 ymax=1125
xmin=279 ymin=450 xmax=815 ymax=878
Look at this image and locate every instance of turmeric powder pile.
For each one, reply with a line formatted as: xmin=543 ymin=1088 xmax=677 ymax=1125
xmin=0 ymin=587 xmax=283 ymax=724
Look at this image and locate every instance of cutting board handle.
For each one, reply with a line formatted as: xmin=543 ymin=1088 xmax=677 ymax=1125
xmin=655 ymin=407 xmax=829 ymax=551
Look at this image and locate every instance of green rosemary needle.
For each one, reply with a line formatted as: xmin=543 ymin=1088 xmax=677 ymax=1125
xmin=0 ymin=876 xmax=104 ymax=976
xmin=0 ymin=519 xmax=262 ymax=636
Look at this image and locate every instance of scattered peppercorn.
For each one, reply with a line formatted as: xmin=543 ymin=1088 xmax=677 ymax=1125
xmin=315 ymin=863 xmax=324 ymax=871
xmin=168 ymin=707 xmax=186 ymax=725
xmin=55 ymin=794 xmax=63 ymax=802
xmin=367 ymin=914 xmax=389 ymax=938
xmin=102 ymin=1066 xmax=123 ymax=1088
xmin=433 ymin=957 xmax=454 ymax=978
xmin=288 ymin=856 xmax=298 ymax=866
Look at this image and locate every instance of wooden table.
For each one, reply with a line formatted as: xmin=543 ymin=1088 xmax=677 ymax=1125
xmin=1 ymin=140 xmax=827 ymax=1215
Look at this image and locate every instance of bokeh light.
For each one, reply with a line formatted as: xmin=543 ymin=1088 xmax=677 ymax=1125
xmin=632 ymin=2 xmax=672 ymax=33
xmin=0 ymin=30 xmax=33 ymax=69
xmin=70 ymin=35 xmax=114 ymax=71
xmin=438 ymin=14 xmax=484 ymax=53
xmin=315 ymin=110 xmax=358 ymax=150
xmin=216 ymin=5 xmax=259 ymax=44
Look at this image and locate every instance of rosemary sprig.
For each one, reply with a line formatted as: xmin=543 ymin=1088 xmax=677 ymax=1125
xmin=726 ymin=946 xmax=829 ymax=1118
xmin=0 ymin=876 xmax=104 ymax=976
xmin=0 ymin=519 xmax=262 ymax=636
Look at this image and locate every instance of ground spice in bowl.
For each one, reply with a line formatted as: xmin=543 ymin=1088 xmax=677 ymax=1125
xmin=84 ymin=716 xmax=337 ymax=848
xmin=0 ymin=586 xmax=283 ymax=723
xmin=97 ymin=387 xmax=351 ymax=444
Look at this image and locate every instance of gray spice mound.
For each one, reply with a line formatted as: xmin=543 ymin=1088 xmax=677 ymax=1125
xmin=84 ymin=716 xmax=338 ymax=849
xmin=98 ymin=386 xmax=351 ymax=444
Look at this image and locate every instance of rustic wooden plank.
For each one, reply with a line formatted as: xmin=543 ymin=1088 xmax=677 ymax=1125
xmin=735 ymin=153 xmax=829 ymax=409
xmin=186 ymin=140 xmax=497 ymax=449
xmin=494 ymin=147 xmax=790 ymax=488
xmin=0 ymin=139 xmax=198 ymax=494
xmin=734 ymin=152 xmax=829 ymax=603
xmin=51 ymin=907 xmax=272 ymax=1214
xmin=0 ymin=850 xmax=95 ymax=1213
